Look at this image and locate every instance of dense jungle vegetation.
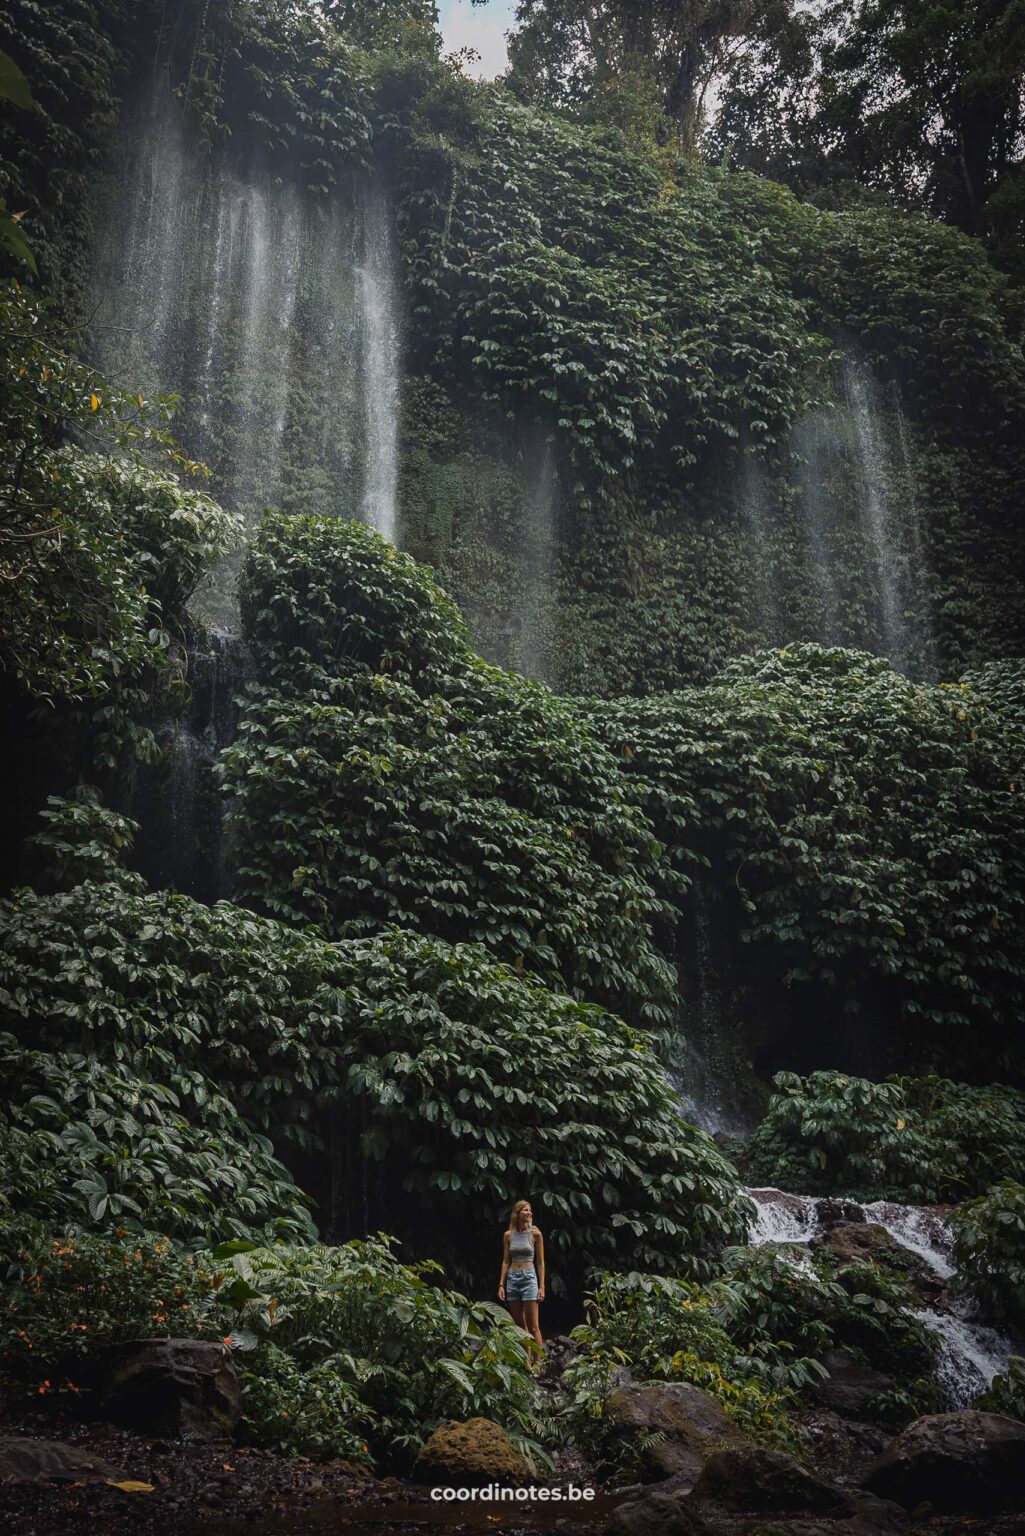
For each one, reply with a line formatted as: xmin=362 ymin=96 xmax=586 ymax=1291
xmin=0 ymin=0 xmax=1024 ymax=1492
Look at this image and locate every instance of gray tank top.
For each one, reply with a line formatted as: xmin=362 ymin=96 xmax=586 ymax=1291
xmin=509 ymin=1225 xmax=534 ymax=1262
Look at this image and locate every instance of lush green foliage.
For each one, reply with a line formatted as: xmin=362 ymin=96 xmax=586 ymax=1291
xmin=562 ymin=1271 xmax=801 ymax=1471
xmin=28 ymin=788 xmax=145 ymax=892
xmin=593 ymin=648 xmax=1025 ymax=1072
xmin=0 ymin=281 xmax=238 ymax=758
xmin=0 ymin=1036 xmax=315 ymax=1244
xmin=238 ymin=1344 xmax=374 ymax=1462
xmin=397 ymin=89 xmax=827 ymax=486
xmin=977 ymin=1356 xmax=1025 ymax=1422
xmin=563 ymin=1242 xmax=938 ymax=1470
xmin=0 ymin=1222 xmax=545 ymax=1469
xmin=0 ymin=1221 xmax=219 ymax=1381
xmin=746 ymin=1071 xmax=1025 ymax=1201
xmin=951 ymin=1181 xmax=1025 ymax=1330
xmin=0 ymin=876 xmax=749 ymax=1286
xmin=219 ymin=1237 xmax=546 ymax=1466
xmin=228 ymin=514 xmax=677 ymax=1031
xmin=0 ymin=3 xmax=126 ymax=289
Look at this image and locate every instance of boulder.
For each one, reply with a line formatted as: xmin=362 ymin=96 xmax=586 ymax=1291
xmin=411 ymin=1419 xmax=531 ymax=1488
xmin=605 ymin=1381 xmax=738 ymax=1483
xmin=813 ymin=1221 xmax=901 ymax=1266
xmin=692 ymin=1445 xmax=851 ymax=1514
xmin=606 ymin=1476 xmax=714 ymax=1536
xmin=0 ymin=1437 xmax=124 ymax=1484
xmin=862 ymin=1410 xmax=1025 ymax=1512
xmin=608 ymin=1453 xmax=906 ymax=1536
xmin=817 ymin=1199 xmax=868 ymax=1227
xmin=810 ymin=1348 xmax=894 ymax=1419
xmin=98 ymin=1338 xmax=241 ymax=1438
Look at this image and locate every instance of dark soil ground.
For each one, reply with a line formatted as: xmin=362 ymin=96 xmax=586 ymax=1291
xmin=4 ymin=1392 xmax=1025 ymax=1536
xmin=0 ymin=1393 xmax=614 ymax=1536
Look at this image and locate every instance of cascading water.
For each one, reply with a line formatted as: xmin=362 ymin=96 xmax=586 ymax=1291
xmin=89 ymin=81 xmax=403 ymax=583
xmin=516 ymin=442 xmax=559 ymax=682
xmin=747 ymin=1189 xmax=1015 ymax=1408
xmin=90 ymin=83 xmax=404 ymax=881
xmin=789 ymin=357 xmax=934 ymax=674
xmin=357 ymin=182 xmax=401 ymax=544
xmin=792 ymin=413 xmax=843 ymax=644
xmin=674 ymin=890 xmax=753 ymax=1139
xmin=129 ymin=628 xmax=248 ymax=902
xmin=843 ymin=359 xmax=907 ymax=670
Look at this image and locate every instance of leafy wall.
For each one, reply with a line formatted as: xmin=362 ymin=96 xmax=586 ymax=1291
xmin=226 ymin=518 xmax=1025 ymax=1091
xmin=2 ymin=0 xmax=1023 ymax=691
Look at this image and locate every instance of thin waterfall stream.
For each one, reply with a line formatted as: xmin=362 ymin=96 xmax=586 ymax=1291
xmin=88 ymin=81 xmax=403 ymax=583
xmin=748 ymin=1188 xmax=1015 ymax=1409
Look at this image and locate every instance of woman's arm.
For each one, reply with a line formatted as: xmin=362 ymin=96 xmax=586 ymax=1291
xmin=498 ymin=1231 xmax=510 ymax=1299
xmin=534 ymin=1230 xmax=545 ymax=1302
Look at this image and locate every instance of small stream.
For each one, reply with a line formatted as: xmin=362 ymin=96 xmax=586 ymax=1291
xmin=747 ymin=1188 xmax=1015 ymax=1406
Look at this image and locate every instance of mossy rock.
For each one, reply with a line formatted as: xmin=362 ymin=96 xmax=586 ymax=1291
xmin=411 ymin=1418 xmax=531 ymax=1488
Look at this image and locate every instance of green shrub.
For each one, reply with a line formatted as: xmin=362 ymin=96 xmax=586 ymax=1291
xmin=0 ymin=880 xmax=750 ymax=1286
xmin=977 ymin=1357 xmax=1025 ymax=1422
xmin=215 ymin=1236 xmax=546 ymax=1467
xmin=28 ymin=789 xmax=145 ymax=893
xmin=746 ymin=1070 xmax=1025 ymax=1201
xmin=0 ymin=1036 xmax=315 ymax=1245
xmin=226 ymin=514 xmax=677 ymax=1032
xmin=562 ymin=1269 xmax=801 ymax=1468
xmin=951 ymin=1181 xmax=1025 ymax=1330
xmin=239 ymin=1344 xmax=374 ymax=1463
xmin=594 ymin=647 xmax=1025 ymax=1073
xmin=0 ymin=1220 xmax=218 ymax=1382
xmin=0 ymin=282 xmax=238 ymax=756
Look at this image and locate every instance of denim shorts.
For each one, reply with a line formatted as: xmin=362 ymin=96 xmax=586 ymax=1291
xmin=506 ymin=1267 xmax=539 ymax=1302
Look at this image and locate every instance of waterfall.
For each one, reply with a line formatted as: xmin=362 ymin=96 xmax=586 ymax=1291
xmin=357 ymin=182 xmax=401 ymax=543
xmin=88 ymin=84 xmax=403 ymax=583
xmin=673 ymin=892 xmax=754 ymax=1139
xmin=789 ymin=357 xmax=934 ymax=674
xmin=129 ymin=628 xmax=247 ymax=902
xmin=792 ymin=413 xmax=842 ymax=645
xmin=747 ymin=1189 xmax=1015 ymax=1408
xmin=893 ymin=395 xmax=938 ymax=680
xmin=842 ymin=358 xmax=908 ymax=672
xmin=516 ymin=442 xmax=558 ymax=682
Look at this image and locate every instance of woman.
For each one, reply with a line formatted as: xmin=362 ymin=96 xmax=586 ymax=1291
xmin=498 ymin=1198 xmax=545 ymax=1354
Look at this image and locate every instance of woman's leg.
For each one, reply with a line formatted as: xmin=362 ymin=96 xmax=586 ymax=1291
xmin=521 ymin=1299 xmax=542 ymax=1351
xmin=508 ymin=1298 xmax=526 ymax=1331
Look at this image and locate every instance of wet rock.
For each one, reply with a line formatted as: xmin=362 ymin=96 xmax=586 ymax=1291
xmin=98 ymin=1338 xmax=241 ymax=1438
xmin=817 ymin=1199 xmax=867 ymax=1227
xmin=607 ymin=1450 xmax=907 ymax=1536
xmin=0 ymin=1436 xmax=125 ymax=1484
xmin=411 ymin=1419 xmax=531 ymax=1488
xmin=862 ymin=1410 xmax=1025 ymax=1512
xmin=606 ymin=1476 xmax=714 ymax=1536
xmin=809 ymin=1348 xmax=894 ymax=1419
xmin=693 ymin=1444 xmax=848 ymax=1513
xmin=605 ymin=1381 xmax=738 ymax=1483
xmin=813 ymin=1221 xmax=900 ymax=1265
xmin=692 ymin=1444 xmax=905 ymax=1529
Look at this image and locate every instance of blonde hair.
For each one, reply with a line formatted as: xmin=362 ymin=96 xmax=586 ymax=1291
xmin=509 ymin=1199 xmax=532 ymax=1230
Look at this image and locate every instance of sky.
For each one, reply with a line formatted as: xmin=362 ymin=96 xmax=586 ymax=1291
xmin=437 ymin=0 xmax=515 ymax=78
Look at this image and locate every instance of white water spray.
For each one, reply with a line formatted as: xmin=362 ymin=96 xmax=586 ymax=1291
xmin=90 ymin=84 xmax=402 ymax=561
xmin=746 ymin=1188 xmax=1015 ymax=1408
